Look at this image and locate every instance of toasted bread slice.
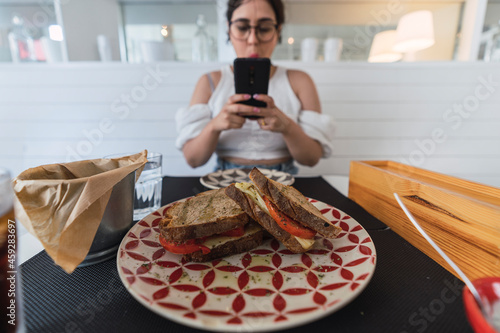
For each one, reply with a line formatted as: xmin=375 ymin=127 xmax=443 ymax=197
xmin=225 ymin=183 xmax=307 ymax=253
xmin=249 ymin=168 xmax=341 ymax=238
xmin=160 ymin=188 xmax=249 ymax=242
xmin=183 ymin=223 xmax=264 ymax=262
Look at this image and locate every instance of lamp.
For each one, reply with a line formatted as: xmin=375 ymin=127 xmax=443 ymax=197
xmin=368 ymin=30 xmax=402 ymax=63
xmin=393 ymin=10 xmax=435 ymax=53
xmin=48 ymin=25 xmax=64 ymax=41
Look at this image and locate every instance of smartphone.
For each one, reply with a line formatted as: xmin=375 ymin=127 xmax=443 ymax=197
xmin=234 ymin=58 xmax=270 ymax=118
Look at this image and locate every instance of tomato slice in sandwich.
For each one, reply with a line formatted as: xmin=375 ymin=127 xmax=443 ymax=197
xmin=263 ymin=196 xmax=316 ymax=239
xmin=159 ymin=235 xmax=211 ymax=255
xmin=219 ymin=225 xmax=245 ymax=237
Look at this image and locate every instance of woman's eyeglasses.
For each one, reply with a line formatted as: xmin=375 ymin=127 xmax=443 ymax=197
xmin=229 ymin=20 xmax=278 ymax=42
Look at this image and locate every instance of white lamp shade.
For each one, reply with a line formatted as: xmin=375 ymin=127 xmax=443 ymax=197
xmin=394 ymin=10 xmax=435 ymax=53
xmin=368 ymin=30 xmax=402 ymax=63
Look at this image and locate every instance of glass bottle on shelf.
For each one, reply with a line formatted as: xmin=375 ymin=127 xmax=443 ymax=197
xmin=490 ymin=20 xmax=500 ymax=62
xmin=7 ymin=15 xmax=37 ymax=63
xmin=192 ymin=14 xmax=213 ymax=62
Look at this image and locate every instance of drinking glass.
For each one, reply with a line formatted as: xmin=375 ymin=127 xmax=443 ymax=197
xmin=133 ymin=152 xmax=163 ymax=221
xmin=104 ymin=152 xmax=163 ymax=221
xmin=0 ymin=168 xmax=18 ymax=332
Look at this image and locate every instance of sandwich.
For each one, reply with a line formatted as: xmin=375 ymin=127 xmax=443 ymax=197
xmin=159 ymin=188 xmax=263 ymax=262
xmin=225 ymin=168 xmax=342 ymax=253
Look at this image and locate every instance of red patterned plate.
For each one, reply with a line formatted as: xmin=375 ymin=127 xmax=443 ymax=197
xmin=117 ymin=197 xmax=377 ymax=332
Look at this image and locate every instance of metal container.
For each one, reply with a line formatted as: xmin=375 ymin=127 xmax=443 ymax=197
xmin=79 ymin=171 xmax=135 ymax=266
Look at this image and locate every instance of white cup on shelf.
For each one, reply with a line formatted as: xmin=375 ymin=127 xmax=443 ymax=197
xmin=301 ymin=38 xmax=318 ymax=62
xmin=324 ymin=38 xmax=343 ymax=62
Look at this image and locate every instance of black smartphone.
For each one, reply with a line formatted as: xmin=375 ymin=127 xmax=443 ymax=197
xmin=234 ymin=57 xmax=270 ymax=118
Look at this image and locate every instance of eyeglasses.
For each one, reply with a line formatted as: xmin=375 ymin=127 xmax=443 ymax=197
xmin=229 ymin=19 xmax=278 ymax=42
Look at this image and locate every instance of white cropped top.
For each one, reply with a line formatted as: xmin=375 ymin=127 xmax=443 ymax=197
xmin=175 ymin=65 xmax=334 ymax=160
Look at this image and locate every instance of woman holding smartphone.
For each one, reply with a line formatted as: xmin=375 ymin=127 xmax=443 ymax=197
xmin=176 ymin=0 xmax=334 ymax=174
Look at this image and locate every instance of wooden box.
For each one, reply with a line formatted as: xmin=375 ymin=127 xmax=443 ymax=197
xmin=348 ymin=160 xmax=500 ymax=281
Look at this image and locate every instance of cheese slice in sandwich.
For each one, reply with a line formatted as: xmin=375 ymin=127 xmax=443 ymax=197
xmin=159 ymin=188 xmax=264 ymax=262
xmin=234 ymin=182 xmax=315 ymax=250
xmin=225 ymin=168 xmax=341 ymax=253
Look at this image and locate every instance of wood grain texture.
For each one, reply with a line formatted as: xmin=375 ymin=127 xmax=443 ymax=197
xmin=348 ymin=160 xmax=500 ymax=281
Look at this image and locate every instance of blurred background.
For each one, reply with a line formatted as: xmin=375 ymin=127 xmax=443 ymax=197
xmin=0 ymin=0 xmax=499 ymax=64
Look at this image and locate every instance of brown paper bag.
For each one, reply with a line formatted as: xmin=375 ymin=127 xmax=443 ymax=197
xmin=13 ymin=150 xmax=148 ymax=273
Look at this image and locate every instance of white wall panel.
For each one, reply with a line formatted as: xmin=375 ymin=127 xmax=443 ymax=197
xmin=0 ymin=120 xmax=176 ymax=139
xmin=331 ymin=138 xmax=499 ymax=156
xmin=316 ymin=85 xmax=500 ymax=103
xmin=0 ymin=86 xmax=194 ymax=103
xmin=0 ymin=61 xmax=499 ymax=189
xmin=1 ymin=104 xmax=180 ymax=121
xmin=335 ymin=120 xmax=500 ymax=138
xmin=0 ymin=63 xmax=219 ymax=85
xmin=327 ymin=103 xmax=500 ymax=121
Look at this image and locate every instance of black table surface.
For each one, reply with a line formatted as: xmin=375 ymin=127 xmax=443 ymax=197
xmin=20 ymin=176 xmax=474 ymax=333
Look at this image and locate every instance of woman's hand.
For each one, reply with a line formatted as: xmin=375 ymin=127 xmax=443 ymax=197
xmin=210 ymin=94 xmax=257 ymax=132
xmin=242 ymin=93 xmax=323 ymax=167
xmin=249 ymin=94 xmax=292 ymax=133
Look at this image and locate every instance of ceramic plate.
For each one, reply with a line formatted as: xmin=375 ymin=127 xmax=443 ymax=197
xmin=200 ymin=168 xmax=294 ymax=190
xmin=117 ymin=198 xmax=377 ymax=332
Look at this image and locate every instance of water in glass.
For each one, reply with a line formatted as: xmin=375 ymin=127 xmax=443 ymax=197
xmin=134 ymin=160 xmax=162 ymax=221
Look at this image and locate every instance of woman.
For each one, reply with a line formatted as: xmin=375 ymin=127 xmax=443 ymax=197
xmin=176 ymin=0 xmax=334 ymax=174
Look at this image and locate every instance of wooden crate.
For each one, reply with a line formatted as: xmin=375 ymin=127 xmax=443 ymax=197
xmin=348 ymin=160 xmax=500 ymax=281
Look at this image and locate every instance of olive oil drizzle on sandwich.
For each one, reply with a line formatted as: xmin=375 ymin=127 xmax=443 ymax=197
xmin=198 ymin=193 xmax=216 ymax=222
xmin=177 ymin=197 xmax=193 ymax=225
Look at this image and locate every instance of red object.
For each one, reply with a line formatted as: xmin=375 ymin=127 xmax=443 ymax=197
xmin=17 ymin=40 xmax=30 ymax=60
xmin=219 ymin=226 xmax=245 ymax=237
xmin=463 ymin=277 xmax=500 ymax=333
xmin=159 ymin=235 xmax=210 ymax=255
xmin=263 ymin=195 xmax=316 ymax=239
xmin=34 ymin=40 xmax=46 ymax=61
xmin=158 ymin=225 xmax=245 ymax=255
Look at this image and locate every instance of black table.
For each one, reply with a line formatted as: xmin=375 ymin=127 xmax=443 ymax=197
xmin=20 ymin=176 xmax=473 ymax=333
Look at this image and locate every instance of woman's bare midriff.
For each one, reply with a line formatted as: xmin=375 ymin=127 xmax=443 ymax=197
xmin=224 ymin=156 xmax=291 ymax=166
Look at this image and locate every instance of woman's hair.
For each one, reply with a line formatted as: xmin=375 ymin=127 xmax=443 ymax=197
xmin=226 ymin=0 xmax=285 ymax=42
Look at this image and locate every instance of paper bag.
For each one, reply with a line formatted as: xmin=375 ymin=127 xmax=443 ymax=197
xmin=13 ymin=150 xmax=148 ymax=273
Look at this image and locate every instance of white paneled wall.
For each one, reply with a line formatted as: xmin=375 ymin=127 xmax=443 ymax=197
xmin=0 ymin=62 xmax=499 ymax=188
